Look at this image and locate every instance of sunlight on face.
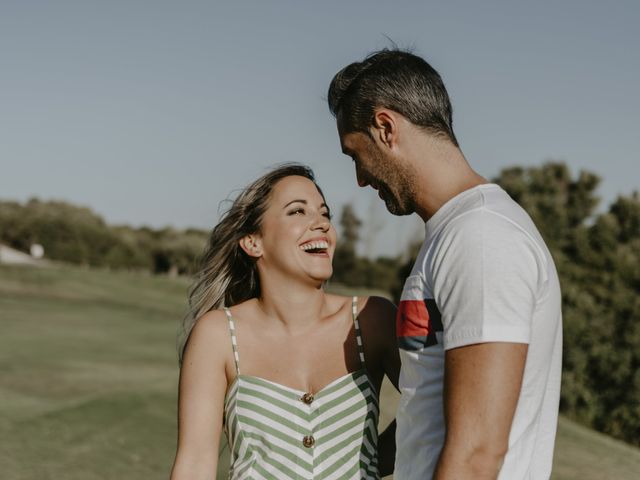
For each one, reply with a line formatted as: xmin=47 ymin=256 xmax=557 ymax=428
xmin=258 ymin=176 xmax=337 ymax=283
xmin=340 ymin=131 xmax=415 ymax=216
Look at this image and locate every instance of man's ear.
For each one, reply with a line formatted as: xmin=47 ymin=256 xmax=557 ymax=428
xmin=370 ymin=108 xmax=398 ymax=149
xmin=239 ymin=234 xmax=263 ymax=258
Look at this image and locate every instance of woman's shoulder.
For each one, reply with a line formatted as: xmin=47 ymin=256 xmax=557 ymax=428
xmin=357 ymin=295 xmax=397 ymax=322
xmin=187 ymin=309 xmax=232 ymax=347
xmin=181 ymin=308 xmax=234 ymax=368
xmin=355 ymin=295 xmax=397 ymax=344
xmin=196 ymin=298 xmax=257 ymax=326
xmin=324 ymin=293 xmax=396 ymax=321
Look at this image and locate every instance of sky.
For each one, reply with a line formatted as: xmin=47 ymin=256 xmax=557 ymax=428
xmin=1 ymin=0 xmax=639 ymax=257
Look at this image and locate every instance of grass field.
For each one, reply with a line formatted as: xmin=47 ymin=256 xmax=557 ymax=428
xmin=1 ymin=263 xmax=639 ymax=479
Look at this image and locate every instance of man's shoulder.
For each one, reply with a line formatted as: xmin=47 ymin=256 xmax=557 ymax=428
xmin=440 ymin=192 xmax=539 ymax=245
xmin=432 ymin=203 xmax=549 ymax=275
xmin=427 ymin=184 xmax=519 ymax=235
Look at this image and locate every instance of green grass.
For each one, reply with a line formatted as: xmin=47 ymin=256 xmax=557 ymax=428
xmin=0 ymin=265 xmax=185 ymax=480
xmin=1 ymin=263 xmax=639 ymax=479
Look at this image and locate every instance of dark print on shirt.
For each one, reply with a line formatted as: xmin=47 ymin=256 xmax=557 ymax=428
xmin=396 ymin=298 xmax=443 ymax=351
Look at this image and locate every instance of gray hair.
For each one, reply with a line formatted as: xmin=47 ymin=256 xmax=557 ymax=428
xmin=328 ymin=48 xmax=458 ymax=146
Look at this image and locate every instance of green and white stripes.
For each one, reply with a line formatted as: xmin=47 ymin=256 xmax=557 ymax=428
xmin=223 ymin=307 xmax=240 ymax=376
xmin=222 ymin=298 xmax=380 ymax=479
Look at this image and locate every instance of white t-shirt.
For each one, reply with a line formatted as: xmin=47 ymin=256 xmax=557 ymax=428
xmin=394 ymin=184 xmax=562 ymax=480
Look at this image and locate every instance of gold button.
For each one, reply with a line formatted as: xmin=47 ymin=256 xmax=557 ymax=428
xmin=302 ymin=435 xmax=315 ymax=448
xmin=301 ymin=393 xmax=314 ymax=405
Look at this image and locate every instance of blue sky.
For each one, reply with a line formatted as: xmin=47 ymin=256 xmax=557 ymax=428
xmin=1 ymin=0 xmax=638 ymax=257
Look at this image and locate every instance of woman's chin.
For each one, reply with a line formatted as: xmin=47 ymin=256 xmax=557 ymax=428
xmin=307 ymin=267 xmax=333 ymax=283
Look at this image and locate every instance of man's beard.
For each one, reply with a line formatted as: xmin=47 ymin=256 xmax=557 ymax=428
xmin=378 ymin=183 xmax=414 ymax=216
xmin=367 ymin=144 xmax=415 ymax=216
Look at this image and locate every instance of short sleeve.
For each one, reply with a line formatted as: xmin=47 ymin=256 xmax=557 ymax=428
xmin=431 ymin=209 xmax=544 ymax=350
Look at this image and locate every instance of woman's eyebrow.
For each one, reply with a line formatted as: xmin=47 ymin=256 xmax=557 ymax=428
xmin=283 ymin=199 xmax=330 ymax=212
xmin=283 ymin=199 xmax=307 ymax=209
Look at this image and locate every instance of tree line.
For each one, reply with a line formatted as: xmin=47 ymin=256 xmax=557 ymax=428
xmin=1 ymin=161 xmax=638 ymax=446
xmin=0 ymin=199 xmax=207 ymax=275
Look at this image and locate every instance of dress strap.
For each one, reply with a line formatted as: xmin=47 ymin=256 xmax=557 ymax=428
xmin=223 ymin=307 xmax=240 ymax=375
xmin=352 ymin=296 xmax=366 ymax=368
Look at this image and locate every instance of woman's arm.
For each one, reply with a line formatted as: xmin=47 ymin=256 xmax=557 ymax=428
xmin=170 ymin=311 xmax=231 ymax=480
xmin=379 ymin=298 xmax=400 ymax=477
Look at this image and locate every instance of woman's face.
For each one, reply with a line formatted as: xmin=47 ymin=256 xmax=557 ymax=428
xmin=253 ymin=175 xmax=336 ymax=283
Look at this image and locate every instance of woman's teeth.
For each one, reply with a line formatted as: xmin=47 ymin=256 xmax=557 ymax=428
xmin=300 ymin=241 xmax=329 ymax=252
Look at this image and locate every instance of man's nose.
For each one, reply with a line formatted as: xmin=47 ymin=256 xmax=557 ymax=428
xmin=355 ymin=168 xmax=369 ymax=188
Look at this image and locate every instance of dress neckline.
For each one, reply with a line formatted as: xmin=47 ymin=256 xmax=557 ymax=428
xmin=224 ymin=368 xmax=379 ymax=406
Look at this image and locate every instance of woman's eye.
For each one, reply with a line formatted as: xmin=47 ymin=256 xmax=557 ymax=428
xmin=323 ymin=211 xmax=332 ymax=220
xmin=288 ymin=208 xmax=305 ymax=215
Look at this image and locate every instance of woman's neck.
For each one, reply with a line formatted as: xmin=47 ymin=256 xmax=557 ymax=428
xmin=256 ymin=276 xmax=329 ymax=333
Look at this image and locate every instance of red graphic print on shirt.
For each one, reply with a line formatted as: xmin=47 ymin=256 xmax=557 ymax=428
xmin=397 ymin=299 xmax=442 ymax=350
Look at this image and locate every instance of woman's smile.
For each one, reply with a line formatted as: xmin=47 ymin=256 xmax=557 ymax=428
xmin=299 ymin=237 xmax=331 ymax=257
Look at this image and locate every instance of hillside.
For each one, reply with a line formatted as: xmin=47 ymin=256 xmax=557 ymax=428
xmin=1 ymin=264 xmax=639 ymax=479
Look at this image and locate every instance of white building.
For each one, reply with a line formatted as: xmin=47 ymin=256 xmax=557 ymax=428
xmin=0 ymin=244 xmax=45 ymax=266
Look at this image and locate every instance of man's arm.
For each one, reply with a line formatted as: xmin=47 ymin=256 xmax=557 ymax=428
xmin=433 ymin=342 xmax=527 ymax=479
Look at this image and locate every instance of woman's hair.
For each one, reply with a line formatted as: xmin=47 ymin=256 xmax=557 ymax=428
xmin=178 ymin=163 xmax=323 ymax=363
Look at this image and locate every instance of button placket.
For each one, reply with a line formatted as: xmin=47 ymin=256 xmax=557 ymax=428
xmin=302 ymin=435 xmax=315 ymax=448
xmin=300 ymin=391 xmax=317 ymax=450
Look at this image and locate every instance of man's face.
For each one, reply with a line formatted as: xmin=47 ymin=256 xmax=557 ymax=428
xmin=339 ymin=128 xmax=415 ymax=216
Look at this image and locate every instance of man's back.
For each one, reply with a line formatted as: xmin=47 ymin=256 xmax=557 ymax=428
xmin=395 ymin=184 xmax=562 ymax=479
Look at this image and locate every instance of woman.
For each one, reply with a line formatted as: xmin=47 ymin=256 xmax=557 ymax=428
xmin=170 ymin=164 xmax=400 ymax=479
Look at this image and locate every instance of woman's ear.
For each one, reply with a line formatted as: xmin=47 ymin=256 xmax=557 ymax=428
xmin=239 ymin=234 xmax=263 ymax=258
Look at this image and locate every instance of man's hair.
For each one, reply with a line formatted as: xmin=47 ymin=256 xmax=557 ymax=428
xmin=328 ymin=49 xmax=458 ymax=146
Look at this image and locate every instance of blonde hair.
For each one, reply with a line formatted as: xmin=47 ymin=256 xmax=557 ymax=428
xmin=178 ymin=163 xmax=323 ymax=363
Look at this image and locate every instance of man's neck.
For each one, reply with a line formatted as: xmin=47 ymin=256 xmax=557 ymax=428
xmin=409 ymin=138 xmax=487 ymax=222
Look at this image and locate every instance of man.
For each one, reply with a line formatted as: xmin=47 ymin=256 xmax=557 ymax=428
xmin=327 ymin=49 xmax=562 ymax=479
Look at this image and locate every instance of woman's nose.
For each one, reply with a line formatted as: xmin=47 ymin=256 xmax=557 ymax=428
xmin=312 ymin=214 xmax=330 ymax=231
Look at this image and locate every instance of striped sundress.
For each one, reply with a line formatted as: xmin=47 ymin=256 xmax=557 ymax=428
xmin=222 ymin=297 xmax=380 ymax=479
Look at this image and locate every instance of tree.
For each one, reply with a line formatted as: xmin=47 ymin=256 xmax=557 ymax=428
xmin=495 ymin=162 xmax=600 ymax=250
xmin=494 ymin=163 xmax=640 ymax=446
xmin=332 ymin=204 xmax=362 ymax=285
